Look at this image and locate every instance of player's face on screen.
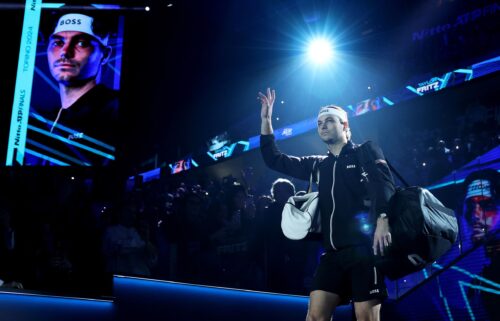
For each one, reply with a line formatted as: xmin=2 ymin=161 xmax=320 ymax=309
xmin=47 ymin=31 xmax=106 ymax=85
xmin=317 ymin=115 xmax=345 ymax=144
xmin=465 ymin=195 xmax=500 ymax=243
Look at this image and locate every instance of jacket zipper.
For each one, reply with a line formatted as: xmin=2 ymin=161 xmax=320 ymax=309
xmin=329 ymin=159 xmax=337 ymax=250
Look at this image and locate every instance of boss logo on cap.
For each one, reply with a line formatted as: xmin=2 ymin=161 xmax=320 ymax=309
xmin=52 ymin=14 xmax=107 ymax=45
xmin=59 ymin=19 xmax=82 ymax=26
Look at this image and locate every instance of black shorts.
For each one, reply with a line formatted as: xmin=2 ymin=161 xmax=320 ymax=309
xmin=310 ymin=245 xmax=387 ymax=305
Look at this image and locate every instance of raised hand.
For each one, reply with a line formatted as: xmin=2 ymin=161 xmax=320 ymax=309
xmin=258 ymin=88 xmax=276 ymax=135
xmin=258 ymin=87 xmax=276 ymax=120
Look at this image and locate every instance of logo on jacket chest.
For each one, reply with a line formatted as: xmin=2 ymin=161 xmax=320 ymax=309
xmin=346 ymin=164 xmax=356 ymax=169
xmin=68 ymin=132 xmax=84 ymax=140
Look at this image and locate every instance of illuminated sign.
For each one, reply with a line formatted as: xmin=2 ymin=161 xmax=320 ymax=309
xmin=281 ymin=128 xmax=293 ymax=137
xmin=169 ymin=157 xmax=199 ymax=174
xmin=416 ymin=77 xmax=441 ymax=94
xmin=207 ymin=141 xmax=250 ymax=161
xmin=207 ymin=132 xmax=230 ymax=152
xmin=354 ymin=97 xmax=383 ymax=116
xmin=407 ymin=67 xmax=475 ymax=97
xmin=6 ymin=0 xmax=43 ymax=165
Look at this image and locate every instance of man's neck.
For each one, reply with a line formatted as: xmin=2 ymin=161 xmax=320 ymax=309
xmin=327 ymin=140 xmax=347 ymax=157
xmin=59 ymin=80 xmax=97 ymax=109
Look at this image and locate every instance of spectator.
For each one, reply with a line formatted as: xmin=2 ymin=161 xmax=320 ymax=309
xmin=0 ymin=208 xmax=23 ymax=289
xmin=102 ymin=200 xmax=155 ymax=277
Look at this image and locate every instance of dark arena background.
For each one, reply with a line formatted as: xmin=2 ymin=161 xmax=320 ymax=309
xmin=0 ymin=1 xmax=498 ymax=320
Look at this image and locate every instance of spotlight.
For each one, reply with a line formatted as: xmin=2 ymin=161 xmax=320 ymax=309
xmin=145 ymin=6 xmax=150 ymax=11
xmin=307 ymin=38 xmax=334 ymax=65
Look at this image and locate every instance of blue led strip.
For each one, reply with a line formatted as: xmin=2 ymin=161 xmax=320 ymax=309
xmin=433 ymin=263 xmax=500 ymax=290
xmin=382 ymin=97 xmax=394 ymax=106
xmin=6 ymin=0 xmax=43 ymax=165
xmin=141 ymin=168 xmax=161 ymax=182
xmin=0 ymin=290 xmax=113 ymax=304
xmin=441 ymin=295 xmax=454 ymax=321
xmin=436 ymin=274 xmax=454 ymax=321
xmin=25 ymin=148 xmax=69 ymax=166
xmin=450 ymin=265 xmax=500 ymax=289
xmin=435 ymin=268 xmax=500 ymax=321
xmin=405 ymin=85 xmax=424 ymax=96
xmin=472 ymin=56 xmax=500 ymax=78
xmin=225 ymin=144 xmax=237 ymax=158
xmin=458 ymin=281 xmax=477 ymax=321
xmin=206 ymin=151 xmax=218 ymax=161
xmin=41 ymin=2 xmax=65 ymax=8
xmin=112 ymin=16 xmax=125 ymax=90
xmin=238 ymin=141 xmax=250 ymax=151
xmin=28 ymin=125 xmax=115 ymax=160
xmin=422 ymin=268 xmax=429 ymax=279
xmin=26 ymin=138 xmax=91 ymax=166
xmin=29 ymin=112 xmax=115 ymax=151
xmin=106 ymin=60 xmax=122 ymax=76
xmin=460 ymin=281 xmax=500 ymax=295
xmin=113 ymin=275 xmax=310 ymax=303
xmin=91 ymin=4 xmax=121 ymax=10
xmin=439 ymin=72 xmax=452 ymax=90
xmin=34 ymin=67 xmax=60 ymax=93
xmin=427 ymin=179 xmax=465 ymax=190
xmin=454 ymin=68 xmax=473 ymax=81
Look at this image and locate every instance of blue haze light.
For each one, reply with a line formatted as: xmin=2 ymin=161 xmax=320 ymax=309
xmin=355 ymin=212 xmax=373 ymax=235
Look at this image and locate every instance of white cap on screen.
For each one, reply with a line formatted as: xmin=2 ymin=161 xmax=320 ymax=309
xmin=52 ymin=13 xmax=109 ymax=46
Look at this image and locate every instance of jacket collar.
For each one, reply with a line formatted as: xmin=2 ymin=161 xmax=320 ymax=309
xmin=327 ymin=140 xmax=356 ymax=157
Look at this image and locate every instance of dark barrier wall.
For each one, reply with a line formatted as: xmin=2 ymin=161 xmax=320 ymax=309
xmin=0 ymin=291 xmax=114 ymax=321
xmin=0 ymin=277 xmax=353 ymax=321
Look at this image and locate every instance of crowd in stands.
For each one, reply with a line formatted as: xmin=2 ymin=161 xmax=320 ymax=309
xmin=0 ymin=169 xmax=321 ymax=296
xmin=386 ymin=102 xmax=499 ymax=186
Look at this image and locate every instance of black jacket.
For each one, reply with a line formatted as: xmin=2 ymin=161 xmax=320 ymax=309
xmin=260 ymin=134 xmax=395 ymax=251
xmin=27 ymin=85 xmax=119 ymax=166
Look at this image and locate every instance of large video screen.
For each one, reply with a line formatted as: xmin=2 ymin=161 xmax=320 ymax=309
xmin=5 ymin=2 xmax=124 ymax=166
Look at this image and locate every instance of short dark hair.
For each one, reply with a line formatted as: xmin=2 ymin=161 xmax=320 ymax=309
xmin=270 ymin=178 xmax=295 ymax=199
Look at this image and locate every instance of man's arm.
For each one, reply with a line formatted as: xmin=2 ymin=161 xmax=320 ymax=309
xmin=258 ymin=88 xmax=317 ymax=180
xmin=259 ymin=88 xmax=274 ymax=135
xmin=359 ymin=141 xmax=396 ymax=256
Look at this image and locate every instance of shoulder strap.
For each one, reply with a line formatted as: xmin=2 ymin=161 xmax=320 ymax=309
xmin=357 ymin=142 xmax=410 ymax=188
xmin=307 ymin=160 xmax=318 ymax=193
xmin=385 ymin=159 xmax=410 ymax=188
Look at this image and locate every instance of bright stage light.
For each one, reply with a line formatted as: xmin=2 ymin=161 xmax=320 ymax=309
xmin=307 ymin=38 xmax=334 ymax=65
